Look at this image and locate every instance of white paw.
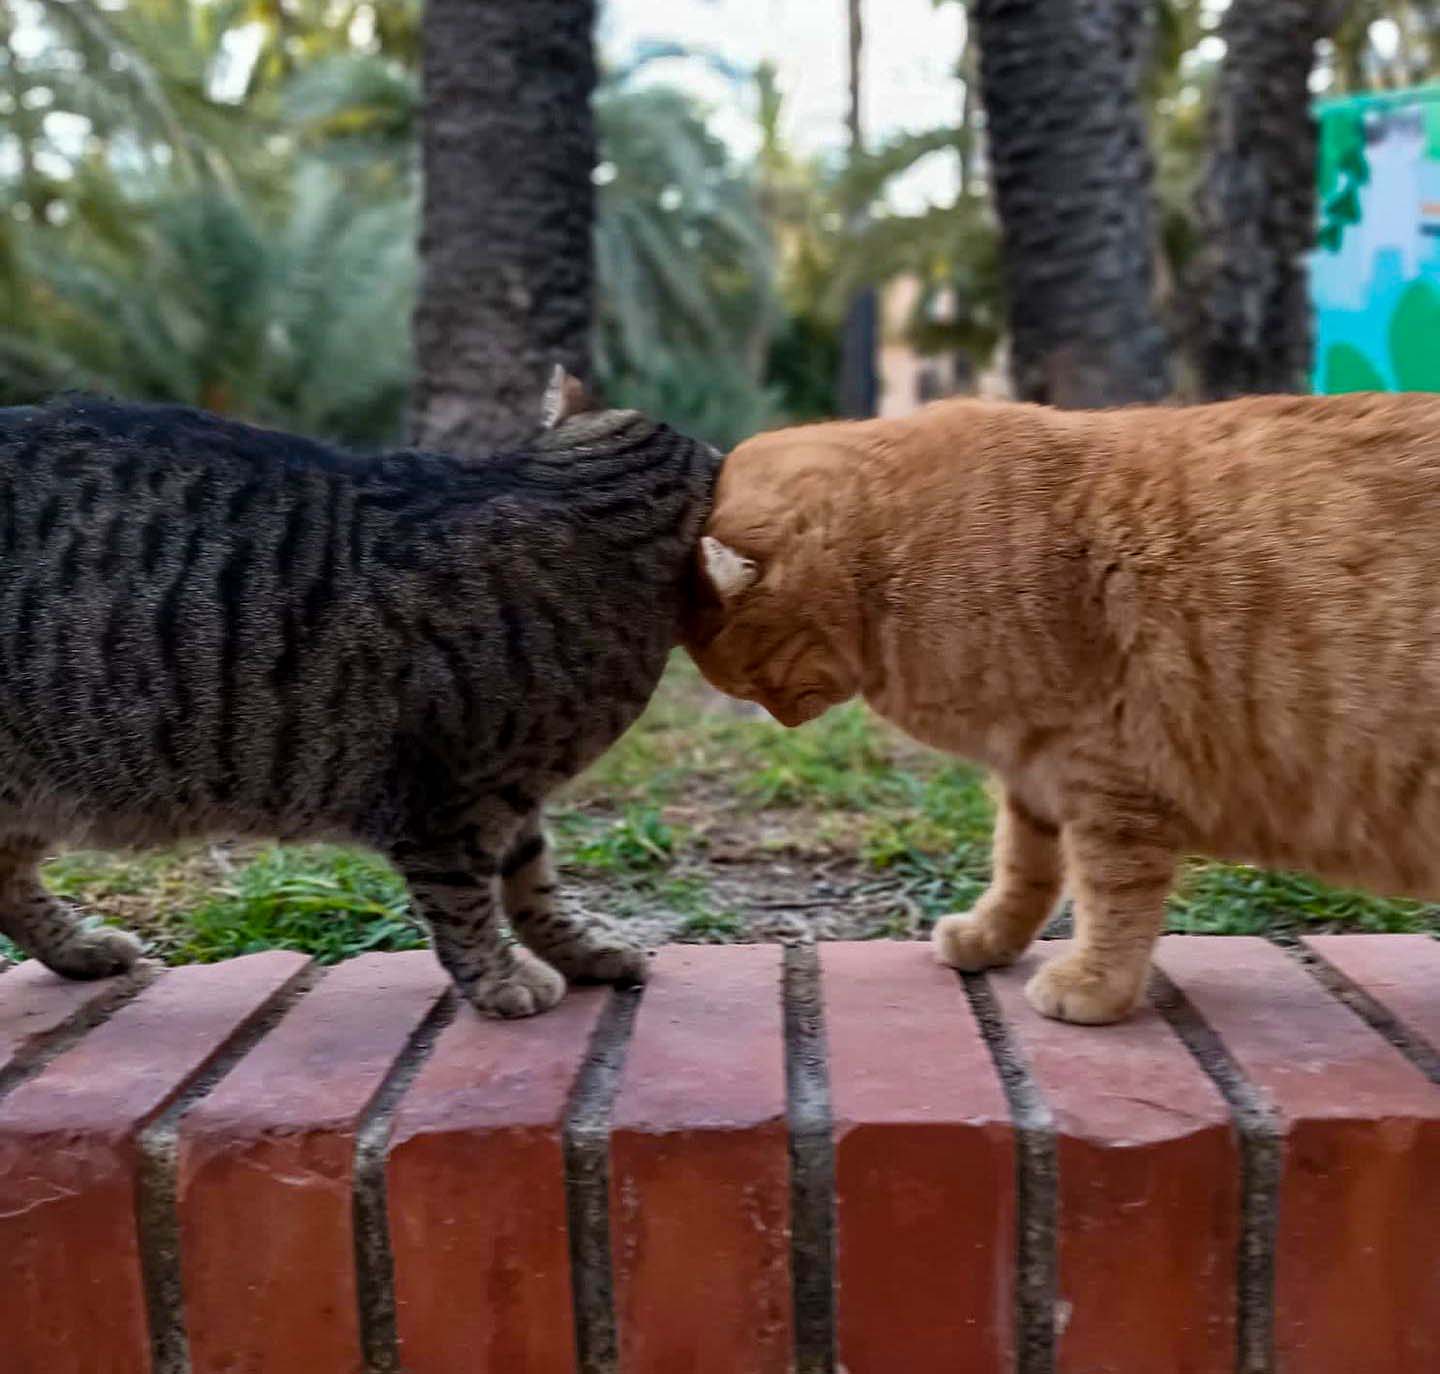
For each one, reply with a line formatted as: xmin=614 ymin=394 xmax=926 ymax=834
xmin=467 ymin=948 xmax=567 ymax=1019
xmin=1024 ymin=956 xmax=1140 ymax=1025
xmin=931 ymin=912 xmax=1020 ymax=973
xmin=48 ymin=924 xmax=145 ymax=980
xmin=539 ymin=920 xmax=649 ymax=986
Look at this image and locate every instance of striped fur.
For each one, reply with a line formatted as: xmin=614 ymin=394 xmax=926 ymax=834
xmin=0 ymin=395 xmax=718 ymax=1016
xmin=683 ymin=392 xmax=1440 ymax=1024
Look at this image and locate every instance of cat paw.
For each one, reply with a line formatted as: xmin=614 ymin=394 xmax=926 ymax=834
xmin=466 ymin=948 xmax=567 ymax=1019
xmin=531 ymin=918 xmax=649 ymax=987
xmin=1024 ymin=956 xmax=1140 ymax=1025
xmin=932 ymin=912 xmax=1021 ymax=973
xmin=44 ymin=924 xmax=145 ymax=980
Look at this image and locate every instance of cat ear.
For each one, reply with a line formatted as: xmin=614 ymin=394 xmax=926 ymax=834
xmin=701 ymin=536 xmax=759 ymax=599
xmin=539 ymin=365 xmax=598 ymax=430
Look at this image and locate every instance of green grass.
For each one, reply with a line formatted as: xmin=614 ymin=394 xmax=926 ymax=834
xmin=576 ymin=660 xmax=930 ymax=811
xmin=174 ymin=846 xmax=424 ymax=964
xmin=5 ymin=844 xmax=426 ymax=966
xmin=43 ymin=850 xmax=173 ymax=898
xmin=564 ymin=806 xmax=680 ymax=872
xmin=0 ymin=654 xmax=1435 ymax=966
xmin=1168 ymin=861 xmax=1440 ymax=937
xmin=735 ymin=704 xmax=912 ymax=809
xmin=558 ymin=806 xmax=734 ymax=928
xmin=578 ymin=661 xmax=1440 ymax=942
xmin=677 ymin=907 xmax=746 ymax=941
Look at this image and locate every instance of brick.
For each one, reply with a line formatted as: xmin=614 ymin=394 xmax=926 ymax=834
xmin=822 ymin=941 xmax=1014 ymax=1374
xmin=1156 ymin=935 xmax=1440 ymax=1373
xmin=991 ymin=944 xmax=1238 ymax=1374
xmin=1302 ymin=933 xmax=1440 ymax=1061
xmin=0 ymin=959 xmax=147 ymax=1079
xmin=386 ymin=988 xmax=605 ymax=1374
xmin=177 ymin=951 xmax=446 ymax=1374
xmin=0 ymin=953 xmax=307 ymax=1374
xmin=610 ymin=944 xmax=790 ymax=1374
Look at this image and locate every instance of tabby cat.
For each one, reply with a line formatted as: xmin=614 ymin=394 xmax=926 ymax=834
xmin=681 ymin=393 xmax=1440 ymax=1024
xmin=0 ymin=372 xmax=718 ymax=1017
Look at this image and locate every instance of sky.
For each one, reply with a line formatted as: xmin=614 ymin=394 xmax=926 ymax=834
xmin=5 ymin=0 xmax=966 ymax=203
xmin=599 ymin=0 xmax=968 ymax=208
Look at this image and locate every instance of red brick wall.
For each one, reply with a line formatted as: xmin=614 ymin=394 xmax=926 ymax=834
xmin=1 ymin=935 xmax=1437 ymax=1373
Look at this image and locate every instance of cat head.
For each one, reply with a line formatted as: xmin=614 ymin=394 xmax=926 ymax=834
xmin=680 ymin=428 xmax=864 ymax=727
xmin=531 ymin=365 xmax=652 ymax=451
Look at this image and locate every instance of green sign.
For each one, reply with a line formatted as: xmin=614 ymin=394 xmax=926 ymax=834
xmin=1311 ymin=84 xmax=1440 ymax=393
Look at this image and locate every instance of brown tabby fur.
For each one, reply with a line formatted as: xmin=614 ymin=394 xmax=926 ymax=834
xmin=0 ymin=374 xmax=718 ymax=1018
xmin=681 ymin=392 xmax=1440 ymax=1023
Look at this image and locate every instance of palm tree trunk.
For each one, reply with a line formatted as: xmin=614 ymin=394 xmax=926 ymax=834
xmin=846 ymin=0 xmax=863 ymax=153
xmin=411 ymin=0 xmax=597 ymax=456
xmin=1330 ymin=3 xmax=1370 ymax=92
xmin=837 ymin=0 xmax=878 ymax=418
xmin=971 ymin=0 xmax=1170 ymax=407
xmin=957 ymin=37 xmax=977 ymax=200
xmin=1187 ymin=0 xmax=1346 ymax=399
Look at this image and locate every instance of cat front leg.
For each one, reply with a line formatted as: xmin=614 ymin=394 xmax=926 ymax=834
xmin=1025 ymin=797 xmax=1179 ymax=1025
xmin=933 ymin=787 xmax=1063 ymax=971
xmin=501 ymin=809 xmax=648 ymax=986
xmin=396 ymin=827 xmax=565 ymax=1019
xmin=0 ymin=835 xmax=144 ymax=978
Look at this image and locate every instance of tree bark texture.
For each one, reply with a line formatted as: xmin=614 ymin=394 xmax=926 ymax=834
xmin=1187 ymin=0 xmax=1345 ymax=399
xmin=411 ymin=0 xmax=596 ymax=456
xmin=972 ymin=0 xmax=1170 ymax=407
xmin=837 ymin=0 xmax=878 ymax=418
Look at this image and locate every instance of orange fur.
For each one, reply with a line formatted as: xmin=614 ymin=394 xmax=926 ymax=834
xmin=681 ymin=392 xmax=1440 ymax=1023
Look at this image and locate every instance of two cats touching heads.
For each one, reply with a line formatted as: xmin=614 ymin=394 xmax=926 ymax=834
xmin=2 ymin=367 xmax=1437 ymax=1027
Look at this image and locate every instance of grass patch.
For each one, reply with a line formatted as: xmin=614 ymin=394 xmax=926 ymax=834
xmin=175 ymin=846 xmax=424 ymax=964
xmin=564 ymin=806 xmax=679 ymax=873
xmin=44 ymin=850 xmax=167 ymax=898
xmin=571 ymin=661 xmax=932 ymax=813
xmin=1168 ymin=861 xmax=1440 ymax=937
xmin=735 ymin=704 xmax=912 ymax=809
xmin=677 ymin=907 xmax=745 ymax=941
xmin=3 ymin=655 xmax=1435 ymax=964
xmin=558 ymin=806 xmax=726 ymax=932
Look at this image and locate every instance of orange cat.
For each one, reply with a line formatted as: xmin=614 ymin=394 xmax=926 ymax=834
xmin=680 ymin=393 xmax=1440 ymax=1024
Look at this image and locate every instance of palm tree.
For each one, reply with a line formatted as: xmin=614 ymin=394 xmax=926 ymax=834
xmin=592 ymin=85 xmax=777 ymax=448
xmin=0 ymin=165 xmax=415 ymax=444
xmin=1331 ymin=1 xmax=1434 ymax=90
xmin=1 ymin=4 xmax=777 ymax=447
xmin=285 ymin=50 xmax=778 ymax=447
xmin=409 ymin=0 xmax=597 ymax=455
xmin=1186 ymin=0 xmax=1348 ymax=399
xmin=3 ymin=2 xmax=781 ymax=448
xmin=970 ymin=0 xmax=1170 ymax=406
xmin=836 ymin=0 xmax=877 ymax=418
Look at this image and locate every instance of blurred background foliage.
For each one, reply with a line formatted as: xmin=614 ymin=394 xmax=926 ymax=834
xmin=2 ymin=0 xmax=1438 ymax=957
xmin=0 ymin=0 xmax=1434 ymax=450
